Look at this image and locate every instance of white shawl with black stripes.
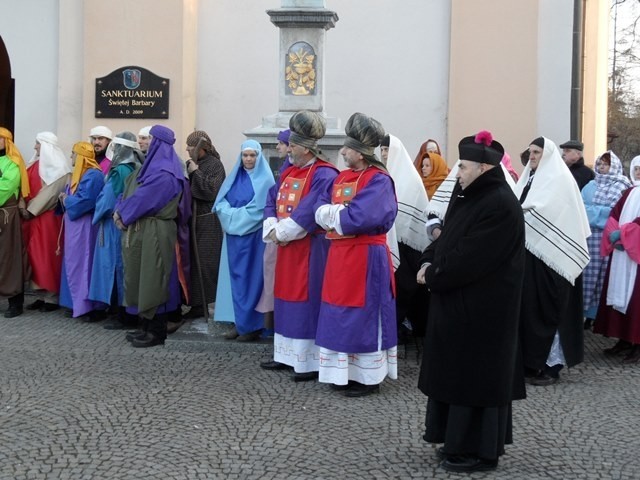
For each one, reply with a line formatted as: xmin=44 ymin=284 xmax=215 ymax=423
xmin=514 ymin=137 xmax=591 ymax=284
xmin=386 ymin=134 xmax=431 ymax=252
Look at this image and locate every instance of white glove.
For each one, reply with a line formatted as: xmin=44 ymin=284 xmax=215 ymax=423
xmin=263 ymin=217 xmax=277 ymax=242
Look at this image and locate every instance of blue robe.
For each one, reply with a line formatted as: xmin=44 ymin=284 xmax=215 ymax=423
xmin=59 ymin=169 xmax=104 ymax=316
xmin=88 ymin=163 xmax=135 ymax=305
xmin=215 ymin=169 xmax=266 ymax=335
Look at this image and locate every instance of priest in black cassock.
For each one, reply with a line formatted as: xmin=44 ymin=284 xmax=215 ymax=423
xmin=416 ymin=131 xmax=526 ymax=473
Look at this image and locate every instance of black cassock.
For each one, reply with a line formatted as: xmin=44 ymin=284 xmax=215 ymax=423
xmin=418 ymin=166 xmax=526 ymax=461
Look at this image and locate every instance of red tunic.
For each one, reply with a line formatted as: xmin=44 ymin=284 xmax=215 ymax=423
xmin=274 ymin=160 xmax=335 ymax=302
xmin=595 ymin=187 xmax=640 ymax=344
xmin=321 ymin=167 xmax=395 ymax=307
xmin=23 ymin=162 xmax=64 ymax=293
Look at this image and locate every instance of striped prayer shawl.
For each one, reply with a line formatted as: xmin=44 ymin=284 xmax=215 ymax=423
xmin=515 ymin=137 xmax=591 ymax=285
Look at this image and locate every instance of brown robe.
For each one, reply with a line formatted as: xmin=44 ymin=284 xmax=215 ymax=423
xmin=188 ymin=154 xmax=225 ymax=307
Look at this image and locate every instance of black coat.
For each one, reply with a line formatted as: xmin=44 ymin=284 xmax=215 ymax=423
xmin=418 ymin=167 xmax=526 ymax=407
xmin=569 ymin=158 xmax=595 ymax=191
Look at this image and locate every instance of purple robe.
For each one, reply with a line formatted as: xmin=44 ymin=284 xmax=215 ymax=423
xmin=59 ymin=169 xmax=104 ymax=316
xmin=266 ymin=163 xmax=338 ymax=339
xmin=315 ymin=172 xmax=398 ymax=353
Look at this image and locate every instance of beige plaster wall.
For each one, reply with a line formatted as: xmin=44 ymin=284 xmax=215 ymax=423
xmin=81 ymin=0 xmax=198 ymax=152
xmin=57 ymin=0 xmax=84 ymax=156
xmin=447 ymin=0 xmax=540 ymax=166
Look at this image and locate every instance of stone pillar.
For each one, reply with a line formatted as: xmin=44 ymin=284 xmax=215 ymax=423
xmin=244 ymin=1 xmax=345 ymax=172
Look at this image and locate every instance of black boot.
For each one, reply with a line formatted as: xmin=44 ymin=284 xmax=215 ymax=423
xmin=126 ymin=316 xmax=146 ymax=342
xmin=131 ymin=314 xmax=166 ymax=348
xmin=4 ymin=293 xmax=24 ymax=318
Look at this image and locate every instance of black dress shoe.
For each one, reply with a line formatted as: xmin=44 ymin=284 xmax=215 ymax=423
xmin=40 ymin=303 xmax=60 ymax=312
xmin=343 ymin=383 xmax=380 ymax=397
xmin=125 ymin=330 xmax=145 ymax=342
xmin=131 ymin=332 xmax=165 ymax=348
xmin=26 ymin=299 xmax=45 ymax=310
xmin=84 ymin=310 xmax=107 ymax=323
xmin=526 ymin=372 xmax=558 ymax=386
xmin=260 ymin=360 xmax=290 ymax=370
xmin=435 ymin=447 xmax=451 ymax=461
xmin=4 ymin=306 xmax=23 ymax=319
xmin=441 ymin=456 xmax=498 ymax=473
xmin=604 ymin=340 xmax=633 ymax=356
xmin=330 ymin=381 xmax=354 ymax=391
xmin=236 ymin=330 xmax=262 ymax=342
xmin=293 ymin=371 xmax=318 ymax=382
xmin=622 ymin=345 xmax=640 ymax=364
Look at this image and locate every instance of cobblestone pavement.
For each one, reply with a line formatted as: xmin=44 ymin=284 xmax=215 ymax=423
xmin=1 ymin=298 xmax=639 ymax=480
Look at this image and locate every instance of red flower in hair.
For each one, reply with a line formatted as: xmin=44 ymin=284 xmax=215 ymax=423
xmin=474 ymin=130 xmax=493 ymax=146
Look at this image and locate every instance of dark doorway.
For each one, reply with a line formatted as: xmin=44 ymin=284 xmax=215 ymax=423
xmin=0 ymin=35 xmax=15 ymax=135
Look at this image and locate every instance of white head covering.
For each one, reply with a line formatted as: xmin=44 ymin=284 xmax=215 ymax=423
xmin=629 ymin=156 xmax=640 ymax=186
xmin=514 ymin=137 xmax=591 ymax=284
xmin=385 ymin=134 xmax=430 ymax=252
xmin=138 ymin=126 xmax=152 ymax=137
xmin=30 ymin=132 xmax=72 ymax=185
xmin=89 ymin=126 xmax=113 ymax=139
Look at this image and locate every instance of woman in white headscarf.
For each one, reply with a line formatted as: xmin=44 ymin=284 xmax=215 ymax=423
xmin=629 ymin=155 xmax=640 ymax=186
xmin=581 ymin=151 xmax=631 ymax=327
xmin=515 ymin=137 xmax=591 ymax=386
xmin=594 ymin=177 xmax=640 ymax=363
xmin=22 ymin=132 xmax=72 ymax=311
xmin=213 ymin=140 xmax=275 ymax=341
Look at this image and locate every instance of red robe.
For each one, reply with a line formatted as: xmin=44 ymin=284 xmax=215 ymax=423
xmin=22 ymin=162 xmax=64 ymax=293
xmin=594 ymin=187 xmax=640 ymax=344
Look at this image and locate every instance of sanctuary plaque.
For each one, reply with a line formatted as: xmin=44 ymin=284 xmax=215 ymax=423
xmin=95 ymin=66 xmax=169 ymax=119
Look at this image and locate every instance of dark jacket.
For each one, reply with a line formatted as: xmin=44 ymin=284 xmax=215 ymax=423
xmin=418 ymin=166 xmax=526 ymax=407
xmin=569 ymin=158 xmax=595 ymax=191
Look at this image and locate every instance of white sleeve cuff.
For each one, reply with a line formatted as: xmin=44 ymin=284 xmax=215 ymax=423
xmin=332 ymin=204 xmax=346 ymax=235
xmin=263 ymin=217 xmax=277 ymax=242
xmin=275 ymin=217 xmax=307 ymax=242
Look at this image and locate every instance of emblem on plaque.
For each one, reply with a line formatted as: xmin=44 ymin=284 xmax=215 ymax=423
xmin=285 ymin=42 xmax=316 ymax=96
xmin=122 ymin=68 xmax=142 ymax=89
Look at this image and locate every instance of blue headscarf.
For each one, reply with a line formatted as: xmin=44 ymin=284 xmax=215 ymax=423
xmin=137 ymin=125 xmax=185 ymax=183
xmin=214 ymin=139 xmax=274 ymax=210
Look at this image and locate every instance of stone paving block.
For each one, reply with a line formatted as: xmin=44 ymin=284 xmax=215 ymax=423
xmin=1 ymin=297 xmax=639 ymax=478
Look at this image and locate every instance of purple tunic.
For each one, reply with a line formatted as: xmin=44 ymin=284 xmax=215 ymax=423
xmin=59 ymin=169 xmax=104 ymax=316
xmin=266 ymin=163 xmax=338 ymax=339
xmin=315 ymin=172 xmax=398 ymax=353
